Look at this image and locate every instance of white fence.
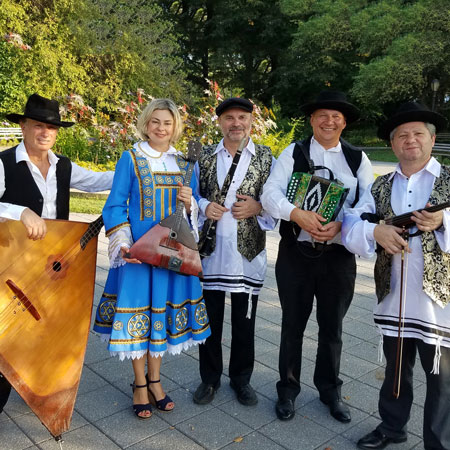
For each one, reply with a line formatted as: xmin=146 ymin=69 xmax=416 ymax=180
xmin=0 ymin=127 xmax=22 ymax=140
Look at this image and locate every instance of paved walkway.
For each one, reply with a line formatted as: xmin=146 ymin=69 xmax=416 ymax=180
xmin=1 ymin=209 xmax=426 ymax=450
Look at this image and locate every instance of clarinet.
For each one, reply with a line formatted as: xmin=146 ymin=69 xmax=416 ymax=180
xmin=198 ymin=137 xmax=247 ymax=258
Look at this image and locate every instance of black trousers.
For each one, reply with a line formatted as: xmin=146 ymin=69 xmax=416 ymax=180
xmin=377 ymin=336 xmax=450 ymax=450
xmin=275 ymin=239 xmax=356 ymax=403
xmin=0 ymin=373 xmax=11 ymax=413
xmin=199 ymin=289 xmax=258 ymax=387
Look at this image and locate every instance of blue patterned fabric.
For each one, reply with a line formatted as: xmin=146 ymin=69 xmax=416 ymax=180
xmin=93 ymin=148 xmax=210 ymax=358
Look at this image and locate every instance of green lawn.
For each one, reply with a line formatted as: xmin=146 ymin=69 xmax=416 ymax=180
xmin=70 ymin=194 xmax=106 ymax=214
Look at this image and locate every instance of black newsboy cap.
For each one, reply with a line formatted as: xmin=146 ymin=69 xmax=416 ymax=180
xmin=216 ymin=97 xmax=253 ymax=116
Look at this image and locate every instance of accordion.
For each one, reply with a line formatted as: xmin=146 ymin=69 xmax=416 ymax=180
xmin=286 ymin=172 xmax=349 ymax=224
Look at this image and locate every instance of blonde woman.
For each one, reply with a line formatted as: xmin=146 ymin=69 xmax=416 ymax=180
xmin=94 ymin=99 xmax=210 ymax=419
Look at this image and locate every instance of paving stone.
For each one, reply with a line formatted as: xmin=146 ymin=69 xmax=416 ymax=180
xmin=248 ymin=361 xmax=279 ymax=388
xmin=38 ymin=424 xmax=121 ymax=450
xmin=254 ymin=335 xmax=278 ymax=357
xmin=94 ymin=408 xmax=169 ymax=448
xmin=342 ymin=318 xmax=379 ymax=341
xmin=217 ymin=394 xmax=277 ymax=429
xmin=161 ymin=354 xmax=204 ymax=388
xmin=152 ymin=387 xmax=214 ymax=426
xmin=340 ymin=350 xmax=380 ymax=379
xmin=259 ymin=412 xmax=335 ymax=450
xmin=255 ymin=324 xmax=281 ymax=346
xmin=127 ymin=428 xmax=204 ymax=450
xmin=88 ymin=355 xmax=135 ymax=383
xmin=83 ymin=332 xmax=111 ymax=365
xmin=343 ymin=416 xmax=422 ymax=449
xmin=2 ymin=390 xmax=31 ymax=418
xmin=256 ymin=347 xmax=279 ymax=371
xmin=78 ymin=366 xmax=109 ymax=395
xmin=177 ymin=408 xmax=252 ymax=450
xmin=0 ymin=418 xmax=34 ymax=449
xmin=12 ymin=410 xmax=87 ymax=446
xmin=341 ymin=380 xmax=380 ymax=414
xmin=298 ymin=398 xmax=368 ymax=433
xmin=222 ymin=431 xmax=285 ymax=449
xmin=74 ymin=384 xmax=129 ymax=422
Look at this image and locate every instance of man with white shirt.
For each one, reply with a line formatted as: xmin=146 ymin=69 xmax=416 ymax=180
xmin=0 ymin=93 xmax=114 ymax=412
xmin=193 ymin=97 xmax=275 ymax=406
xmin=261 ymin=91 xmax=373 ymax=422
xmin=342 ymin=102 xmax=450 ymax=450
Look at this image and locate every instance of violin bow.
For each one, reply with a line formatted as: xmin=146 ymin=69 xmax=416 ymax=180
xmin=392 ymin=227 xmax=410 ymax=398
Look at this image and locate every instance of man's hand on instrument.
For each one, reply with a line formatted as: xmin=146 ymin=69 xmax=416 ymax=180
xmin=231 ymin=194 xmax=262 ymax=220
xmin=310 ymin=221 xmax=342 ymax=242
xmin=20 ymin=208 xmax=47 ymax=240
xmin=411 ymin=202 xmax=444 ymax=232
xmin=120 ymin=246 xmax=141 ymax=264
xmin=374 ymin=224 xmax=411 ymax=255
xmin=290 ymin=208 xmax=326 ymax=234
xmin=206 ymin=202 xmax=229 ymax=221
xmin=177 ymin=182 xmax=192 ymax=214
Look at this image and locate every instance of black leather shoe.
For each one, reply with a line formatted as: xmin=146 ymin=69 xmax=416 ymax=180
xmin=193 ymin=382 xmax=220 ymax=405
xmin=357 ymin=429 xmax=407 ymax=449
xmin=275 ymin=398 xmax=295 ymax=421
xmin=230 ymin=381 xmax=258 ymax=406
xmin=320 ymin=398 xmax=351 ymax=423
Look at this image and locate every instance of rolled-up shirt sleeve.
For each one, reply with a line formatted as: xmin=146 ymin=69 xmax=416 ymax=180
xmin=70 ymin=162 xmax=114 ymax=191
xmin=342 ymin=183 xmax=378 ymax=258
xmin=261 ymin=144 xmax=296 ymax=221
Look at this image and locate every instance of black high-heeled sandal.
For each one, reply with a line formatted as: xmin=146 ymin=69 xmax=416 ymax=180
xmin=145 ymin=375 xmax=174 ymax=412
xmin=131 ymin=382 xmax=152 ymax=420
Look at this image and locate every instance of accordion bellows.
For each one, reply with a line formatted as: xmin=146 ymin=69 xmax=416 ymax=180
xmin=286 ymin=172 xmax=349 ymax=224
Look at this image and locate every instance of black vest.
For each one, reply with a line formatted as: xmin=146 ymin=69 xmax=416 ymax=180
xmin=279 ymin=136 xmax=362 ymax=242
xmin=0 ymin=146 xmax=72 ymax=219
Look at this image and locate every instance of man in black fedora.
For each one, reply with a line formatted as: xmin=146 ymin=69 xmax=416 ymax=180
xmin=262 ymin=91 xmax=373 ymax=422
xmin=0 ymin=93 xmax=114 ymax=413
xmin=343 ymin=102 xmax=450 ymax=450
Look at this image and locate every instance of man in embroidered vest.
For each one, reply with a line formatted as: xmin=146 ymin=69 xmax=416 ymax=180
xmin=0 ymin=93 xmax=114 ymax=413
xmin=261 ymin=91 xmax=373 ymax=422
xmin=193 ymin=97 xmax=276 ymax=406
xmin=342 ymin=102 xmax=450 ymax=450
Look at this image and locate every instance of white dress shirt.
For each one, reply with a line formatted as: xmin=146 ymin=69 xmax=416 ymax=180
xmin=261 ymin=137 xmax=374 ymax=245
xmin=195 ymin=138 xmax=276 ymax=294
xmin=342 ymin=157 xmax=450 ymax=352
xmin=0 ymin=141 xmax=114 ymax=220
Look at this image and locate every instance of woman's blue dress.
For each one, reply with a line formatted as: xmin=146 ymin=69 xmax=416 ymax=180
xmin=93 ymin=146 xmax=210 ymax=359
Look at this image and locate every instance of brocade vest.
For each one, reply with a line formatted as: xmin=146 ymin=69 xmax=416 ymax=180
xmin=372 ymin=166 xmax=450 ymax=307
xmin=0 ymin=145 xmax=72 ymax=219
xmin=198 ymin=143 xmax=273 ymax=261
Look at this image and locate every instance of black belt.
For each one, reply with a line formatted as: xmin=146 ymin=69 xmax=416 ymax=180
xmin=297 ymin=241 xmax=344 ymax=253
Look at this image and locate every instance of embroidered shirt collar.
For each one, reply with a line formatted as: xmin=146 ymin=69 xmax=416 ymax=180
xmin=16 ymin=141 xmax=59 ymax=166
xmin=214 ymin=137 xmax=255 ymax=156
xmin=311 ymin=136 xmax=342 ymax=153
xmin=390 ymin=156 xmax=441 ymax=181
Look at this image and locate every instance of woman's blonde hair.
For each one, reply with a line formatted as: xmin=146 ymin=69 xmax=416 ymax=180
xmin=136 ymin=98 xmax=183 ymax=144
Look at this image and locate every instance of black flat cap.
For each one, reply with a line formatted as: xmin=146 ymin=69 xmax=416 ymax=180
xmin=300 ymin=90 xmax=360 ymax=124
xmin=216 ymin=97 xmax=253 ymax=116
xmin=377 ymin=101 xmax=447 ymax=140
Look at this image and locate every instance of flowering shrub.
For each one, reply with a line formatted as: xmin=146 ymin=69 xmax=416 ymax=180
xmin=4 ymin=81 xmax=294 ymax=164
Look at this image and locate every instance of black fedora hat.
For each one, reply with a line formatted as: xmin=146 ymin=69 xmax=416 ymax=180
xmin=6 ymin=93 xmax=74 ymax=128
xmin=377 ymin=101 xmax=447 ymax=140
xmin=300 ymin=90 xmax=360 ymax=124
xmin=216 ymin=97 xmax=253 ymax=116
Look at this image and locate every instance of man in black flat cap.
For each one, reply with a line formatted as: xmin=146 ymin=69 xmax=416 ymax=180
xmin=343 ymin=102 xmax=450 ymax=450
xmin=0 ymin=93 xmax=113 ymax=413
xmin=262 ymin=91 xmax=373 ymax=422
xmin=193 ymin=97 xmax=276 ymax=406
